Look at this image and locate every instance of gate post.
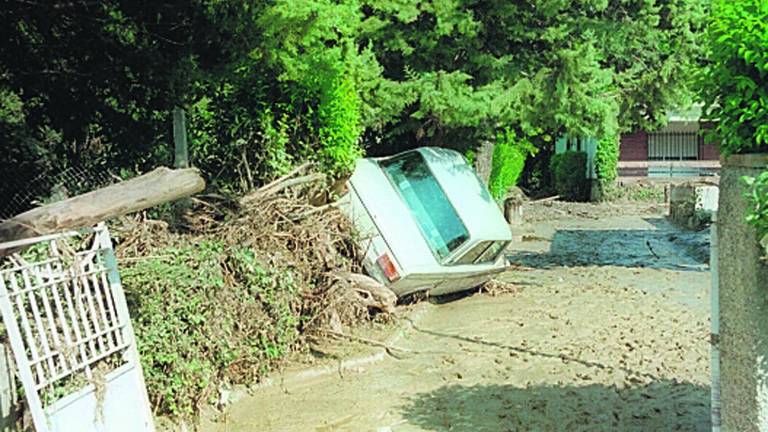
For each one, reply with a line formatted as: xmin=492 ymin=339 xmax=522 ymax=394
xmin=718 ymin=153 xmax=768 ymax=431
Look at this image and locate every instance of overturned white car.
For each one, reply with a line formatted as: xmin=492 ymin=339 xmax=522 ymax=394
xmin=340 ymin=147 xmax=512 ymax=297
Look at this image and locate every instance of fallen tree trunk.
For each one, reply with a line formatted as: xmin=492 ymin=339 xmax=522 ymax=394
xmin=0 ymin=167 xmax=205 ymax=253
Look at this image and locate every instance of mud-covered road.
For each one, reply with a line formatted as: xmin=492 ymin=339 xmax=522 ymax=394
xmin=201 ymin=202 xmax=711 ymax=432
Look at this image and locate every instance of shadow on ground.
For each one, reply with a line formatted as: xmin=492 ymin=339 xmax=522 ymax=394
xmin=400 ymin=380 xmax=710 ymax=432
xmin=507 ymin=225 xmax=707 ymax=271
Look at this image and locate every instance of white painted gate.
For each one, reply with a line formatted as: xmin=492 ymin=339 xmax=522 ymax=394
xmin=0 ymin=224 xmax=154 ymax=432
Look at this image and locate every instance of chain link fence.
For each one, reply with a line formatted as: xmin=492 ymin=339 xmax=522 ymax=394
xmin=1 ymin=165 xmax=118 ymax=220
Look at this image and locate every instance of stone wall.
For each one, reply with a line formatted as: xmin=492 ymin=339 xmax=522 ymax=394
xmin=719 ymin=153 xmax=768 ymax=431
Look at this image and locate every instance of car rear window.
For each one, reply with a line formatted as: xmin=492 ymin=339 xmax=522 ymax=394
xmin=379 ymin=151 xmax=469 ymax=261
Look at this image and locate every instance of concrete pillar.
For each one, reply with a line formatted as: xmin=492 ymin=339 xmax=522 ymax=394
xmin=719 ymin=153 xmax=768 ymax=431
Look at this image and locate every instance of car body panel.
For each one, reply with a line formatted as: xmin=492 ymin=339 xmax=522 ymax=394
xmin=341 ymin=147 xmax=512 ymax=297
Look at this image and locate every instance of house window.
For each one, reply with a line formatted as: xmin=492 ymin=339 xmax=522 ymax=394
xmin=567 ymin=136 xmax=583 ymax=152
xmin=648 ymin=132 xmax=702 ymax=161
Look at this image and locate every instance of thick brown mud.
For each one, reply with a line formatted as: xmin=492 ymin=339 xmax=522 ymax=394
xmin=197 ymin=203 xmax=711 ymax=432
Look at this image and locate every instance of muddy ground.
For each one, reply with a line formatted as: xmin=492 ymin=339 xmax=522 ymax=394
xmin=199 ymin=201 xmax=711 ymax=432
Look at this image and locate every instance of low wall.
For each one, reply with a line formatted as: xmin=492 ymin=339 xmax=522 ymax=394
xmin=669 ymin=183 xmax=719 ymax=229
xmin=719 ymin=153 xmax=768 ymax=431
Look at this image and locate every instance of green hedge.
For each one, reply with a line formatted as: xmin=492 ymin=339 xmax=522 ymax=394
xmin=488 ymin=129 xmax=536 ymax=202
xmin=550 ymin=151 xmax=590 ymax=201
xmin=595 ymin=135 xmax=619 ymax=183
xmin=318 ymin=75 xmax=363 ymax=177
xmin=706 ymin=1 xmax=768 ymax=251
xmin=704 ymin=0 xmax=768 ymax=155
xmin=744 ymin=171 xmax=768 ymax=246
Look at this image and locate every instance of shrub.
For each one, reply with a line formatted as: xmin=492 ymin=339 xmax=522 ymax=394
xmin=550 ymin=151 xmax=590 ymax=201
xmin=317 ymin=75 xmax=363 ymax=177
xmin=594 ymin=134 xmax=619 ymax=184
xmin=704 ymin=0 xmax=768 ymax=155
xmin=121 ymin=241 xmax=300 ymax=417
xmin=705 ymin=1 xmax=768 ymax=255
xmin=488 ymin=128 xmax=537 ymax=202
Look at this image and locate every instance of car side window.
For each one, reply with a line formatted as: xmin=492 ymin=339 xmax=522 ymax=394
xmin=476 ymin=241 xmax=509 ymax=263
xmin=455 ymin=241 xmax=492 ymax=265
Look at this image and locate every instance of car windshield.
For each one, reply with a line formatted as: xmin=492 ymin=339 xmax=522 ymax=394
xmin=379 ymin=151 xmax=469 ymax=261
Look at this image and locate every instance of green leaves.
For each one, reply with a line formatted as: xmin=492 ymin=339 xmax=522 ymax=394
xmin=742 ymin=169 xmax=768 ymax=260
xmin=702 ymin=0 xmax=768 ymax=154
xmin=0 ymin=0 xmax=711 ymax=203
xmin=122 ymin=241 xmax=301 ymax=417
xmin=743 ymin=170 xmax=768 ymax=240
xmin=359 ymin=0 xmax=706 ymax=153
xmin=594 ymin=134 xmax=619 ymax=184
xmin=317 ymin=75 xmax=363 ymax=176
xmin=488 ymin=128 xmax=537 ymax=202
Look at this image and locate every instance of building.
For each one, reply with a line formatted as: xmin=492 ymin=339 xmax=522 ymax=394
xmin=555 ymin=106 xmax=720 ymax=182
xmin=618 ymin=106 xmax=720 ymax=180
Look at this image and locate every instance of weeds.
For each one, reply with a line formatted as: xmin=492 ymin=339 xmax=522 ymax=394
xmin=121 ymin=241 xmax=301 ymax=416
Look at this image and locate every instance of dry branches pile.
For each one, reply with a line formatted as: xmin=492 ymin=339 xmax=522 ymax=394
xmin=109 ymin=167 xmax=398 ymax=416
xmin=115 ymin=165 xmax=394 ymax=336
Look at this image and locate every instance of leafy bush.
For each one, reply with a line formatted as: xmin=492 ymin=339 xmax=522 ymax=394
xmin=317 ymin=75 xmax=363 ymax=177
xmin=550 ymin=151 xmax=590 ymax=201
xmin=704 ymin=0 xmax=768 ymax=154
xmin=705 ymin=1 xmax=768 ymax=256
xmin=488 ymin=128 xmax=537 ymax=202
xmin=594 ymin=134 xmax=619 ymax=183
xmin=121 ymin=241 xmax=300 ymax=416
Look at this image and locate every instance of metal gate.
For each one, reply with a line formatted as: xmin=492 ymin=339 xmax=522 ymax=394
xmin=648 ymin=131 xmax=701 ymax=161
xmin=0 ymin=224 xmax=154 ymax=432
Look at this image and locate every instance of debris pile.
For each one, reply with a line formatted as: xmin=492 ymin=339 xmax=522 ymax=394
xmin=111 ymin=166 xmax=396 ymax=416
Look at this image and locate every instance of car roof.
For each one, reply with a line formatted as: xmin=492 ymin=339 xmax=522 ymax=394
xmin=409 ymin=147 xmax=511 ymax=242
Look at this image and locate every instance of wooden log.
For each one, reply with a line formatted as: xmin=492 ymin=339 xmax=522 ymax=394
xmin=240 ymin=171 xmax=326 ymax=206
xmin=0 ymin=167 xmax=205 ymax=253
xmin=335 ymin=272 xmax=397 ymax=314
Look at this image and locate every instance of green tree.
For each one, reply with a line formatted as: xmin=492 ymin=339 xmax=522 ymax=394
xmin=0 ymin=1 xmax=262 ymax=204
xmin=359 ymin=0 xmax=707 ymax=155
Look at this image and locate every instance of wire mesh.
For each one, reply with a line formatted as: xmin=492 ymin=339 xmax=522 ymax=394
xmin=1 ymin=165 xmax=118 ymax=220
